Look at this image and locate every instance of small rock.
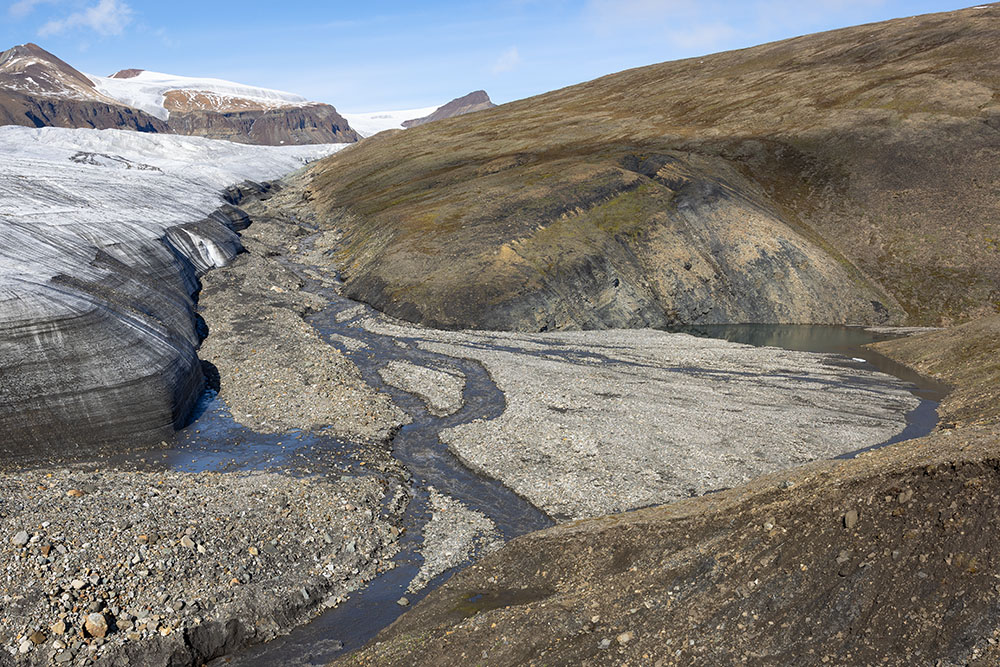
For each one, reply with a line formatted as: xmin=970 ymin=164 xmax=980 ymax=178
xmin=29 ymin=630 xmax=46 ymax=645
xmin=396 ymin=597 xmax=410 ymax=607
xmin=11 ymin=530 xmax=29 ymax=546
xmin=248 ymin=546 xmax=259 ymax=556
xmin=85 ymin=612 xmax=108 ymax=638
xmin=598 ymin=638 xmax=612 ymax=650
xmin=843 ymin=510 xmax=859 ymax=530
xmin=617 ymin=631 xmax=634 ymax=645
xmin=66 ymin=489 xmax=84 ymax=498
xmin=51 ymin=620 xmax=66 ymax=635
xmin=180 ymin=535 xmax=195 ymax=549
xmin=71 ymin=579 xmax=86 ymax=590
xmin=18 ymin=639 xmax=32 ymax=654
xmin=55 ymin=651 xmax=73 ymax=663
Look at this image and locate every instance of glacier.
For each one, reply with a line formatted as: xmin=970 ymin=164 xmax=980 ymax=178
xmin=0 ymin=126 xmax=345 ymax=455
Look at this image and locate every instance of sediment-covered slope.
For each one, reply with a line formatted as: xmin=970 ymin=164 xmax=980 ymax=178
xmin=0 ymin=126 xmax=344 ymax=454
xmin=302 ymin=4 xmax=1000 ymax=330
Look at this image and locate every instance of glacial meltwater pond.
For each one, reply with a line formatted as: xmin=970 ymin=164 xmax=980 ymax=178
xmin=676 ymin=324 xmax=948 ymax=456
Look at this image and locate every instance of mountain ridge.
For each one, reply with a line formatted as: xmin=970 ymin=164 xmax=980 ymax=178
xmin=0 ymin=43 xmax=357 ymax=145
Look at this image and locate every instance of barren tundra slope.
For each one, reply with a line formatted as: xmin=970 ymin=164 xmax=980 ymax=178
xmin=303 ymin=4 xmax=1000 ymax=330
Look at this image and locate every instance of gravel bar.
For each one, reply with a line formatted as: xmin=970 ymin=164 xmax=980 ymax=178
xmin=361 ymin=318 xmax=919 ymax=520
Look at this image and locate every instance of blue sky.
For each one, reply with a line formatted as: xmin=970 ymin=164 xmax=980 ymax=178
xmin=1 ymin=0 xmax=983 ymax=111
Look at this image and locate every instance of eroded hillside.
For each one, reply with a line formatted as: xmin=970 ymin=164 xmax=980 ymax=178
xmin=302 ymin=4 xmax=1000 ymax=329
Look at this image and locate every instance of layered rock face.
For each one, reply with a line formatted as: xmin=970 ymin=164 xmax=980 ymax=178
xmin=303 ymin=5 xmax=1000 ymax=330
xmin=168 ymin=103 xmax=357 ymax=145
xmin=401 ymin=90 xmax=496 ymax=128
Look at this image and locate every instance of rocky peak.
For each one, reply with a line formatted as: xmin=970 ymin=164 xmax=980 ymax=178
xmin=109 ymin=68 xmax=144 ymax=79
xmin=0 ymin=42 xmax=104 ymax=99
xmin=402 ymin=90 xmax=496 ymax=128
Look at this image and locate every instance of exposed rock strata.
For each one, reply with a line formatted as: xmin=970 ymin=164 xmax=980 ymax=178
xmin=0 ymin=44 xmax=169 ymax=132
xmin=167 ymin=104 xmax=358 ymax=145
xmin=0 ymin=43 xmax=358 ymax=145
xmin=302 ymin=5 xmax=1000 ymax=329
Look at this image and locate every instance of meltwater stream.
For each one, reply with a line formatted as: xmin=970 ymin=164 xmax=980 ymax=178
xmin=36 ymin=304 xmax=943 ymax=666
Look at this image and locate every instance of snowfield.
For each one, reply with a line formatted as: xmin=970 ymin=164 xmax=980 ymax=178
xmin=0 ymin=125 xmax=343 ymax=284
xmin=342 ymin=105 xmax=439 ymax=137
xmin=89 ymin=70 xmax=311 ymax=120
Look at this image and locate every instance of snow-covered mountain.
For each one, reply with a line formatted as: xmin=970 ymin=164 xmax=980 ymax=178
xmin=0 ymin=43 xmax=357 ymax=145
xmin=0 ymin=125 xmax=346 ymax=451
xmin=92 ymin=69 xmax=310 ymax=121
xmin=341 ymin=105 xmax=440 ymax=137
xmin=0 ymin=42 xmax=169 ymax=132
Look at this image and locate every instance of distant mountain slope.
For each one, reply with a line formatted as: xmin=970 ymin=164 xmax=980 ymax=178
xmin=300 ymin=4 xmax=1000 ymax=330
xmin=0 ymin=43 xmax=169 ymax=132
xmin=95 ymin=68 xmax=311 ymax=119
xmin=401 ymin=90 xmax=496 ymax=128
xmin=0 ymin=43 xmax=358 ymax=145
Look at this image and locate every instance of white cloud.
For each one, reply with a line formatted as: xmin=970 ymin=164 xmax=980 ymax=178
xmin=492 ymin=46 xmax=522 ymax=74
xmin=8 ymin=0 xmax=53 ymax=19
xmin=38 ymin=0 xmax=133 ymax=37
xmin=667 ymin=22 xmax=740 ymax=51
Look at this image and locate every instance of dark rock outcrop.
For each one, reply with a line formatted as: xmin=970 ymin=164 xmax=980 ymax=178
xmin=168 ymin=103 xmax=358 ymax=145
xmin=401 ymin=90 xmax=495 ymax=128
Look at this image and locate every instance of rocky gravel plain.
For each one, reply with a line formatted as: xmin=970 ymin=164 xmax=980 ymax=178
xmin=361 ymin=318 xmax=920 ymax=520
xmin=197 ymin=180 xmax=405 ymax=444
xmin=0 ymin=466 xmax=408 ymax=666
